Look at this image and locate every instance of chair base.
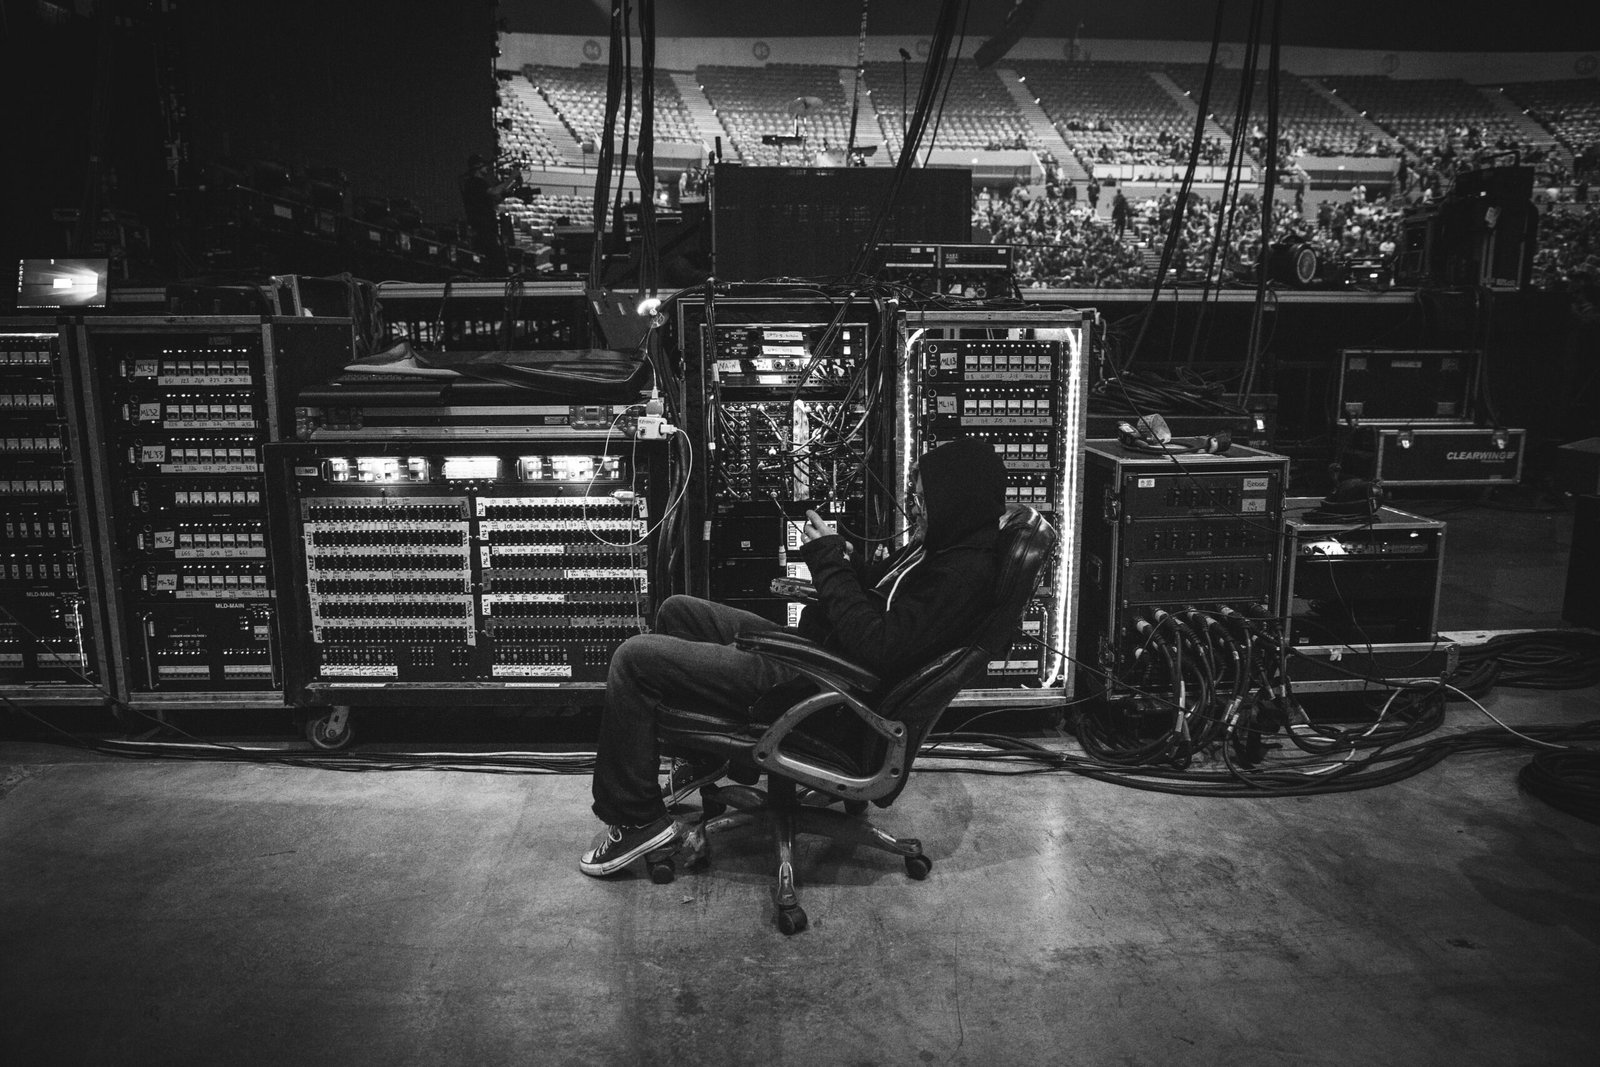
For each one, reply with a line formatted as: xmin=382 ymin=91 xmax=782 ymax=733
xmin=676 ymin=777 xmax=932 ymax=935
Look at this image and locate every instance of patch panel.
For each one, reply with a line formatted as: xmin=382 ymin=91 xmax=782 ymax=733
xmin=78 ymin=317 xmax=351 ymax=700
xmin=0 ymin=323 xmax=106 ymax=696
xmin=266 ymin=441 xmax=659 ymax=700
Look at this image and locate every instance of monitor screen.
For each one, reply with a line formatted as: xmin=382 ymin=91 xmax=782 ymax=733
xmin=16 ymin=258 xmax=110 ymax=309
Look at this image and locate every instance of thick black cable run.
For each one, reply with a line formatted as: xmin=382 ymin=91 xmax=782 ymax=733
xmin=844 ymin=0 xmax=870 ymax=159
xmin=632 ymin=0 xmax=658 ymax=299
xmin=612 ymin=2 xmax=635 ymax=253
xmin=842 ymin=0 xmax=963 ymax=282
xmin=588 ymin=0 xmax=628 ymax=285
xmin=1238 ymin=0 xmax=1284 ymax=404
xmin=1519 ymin=751 xmax=1600 ymax=825
xmin=1184 ymin=1 xmax=1263 ymax=364
xmin=1453 ymin=630 xmax=1600 ymax=696
xmin=1119 ymin=0 xmax=1229 ymax=373
xmin=920 ymin=3 xmax=971 ymax=169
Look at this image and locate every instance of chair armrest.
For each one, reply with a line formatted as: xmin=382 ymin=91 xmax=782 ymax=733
xmin=734 ymin=631 xmax=905 ymax=801
xmin=748 ymin=689 xmax=910 ymax=803
xmin=735 ymin=629 xmax=881 ymax=694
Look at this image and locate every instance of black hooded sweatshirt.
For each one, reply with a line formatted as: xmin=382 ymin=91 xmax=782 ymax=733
xmin=795 ymin=437 xmax=1009 ymax=680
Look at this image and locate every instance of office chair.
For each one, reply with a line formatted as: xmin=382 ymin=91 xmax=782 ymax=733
xmin=652 ymin=504 xmax=1056 ymax=934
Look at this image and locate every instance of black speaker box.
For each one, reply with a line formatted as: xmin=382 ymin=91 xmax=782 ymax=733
xmin=1564 ymin=495 xmax=1600 ymax=628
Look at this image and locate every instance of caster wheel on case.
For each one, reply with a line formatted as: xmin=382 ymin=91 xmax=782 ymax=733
xmin=777 ymin=906 xmax=808 ymax=935
xmin=904 ymin=854 xmax=932 ymax=880
xmin=305 ymin=706 xmax=353 ymax=751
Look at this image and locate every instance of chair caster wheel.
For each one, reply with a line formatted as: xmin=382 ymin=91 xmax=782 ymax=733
xmin=646 ymin=853 xmax=677 ymax=884
xmin=844 ymin=799 xmax=868 ymax=816
xmin=777 ymin=906 xmax=808 ymax=935
xmin=904 ymin=854 xmax=932 ymax=880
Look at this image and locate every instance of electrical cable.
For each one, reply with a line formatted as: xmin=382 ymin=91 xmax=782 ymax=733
xmin=1518 ymin=750 xmax=1600 ymax=825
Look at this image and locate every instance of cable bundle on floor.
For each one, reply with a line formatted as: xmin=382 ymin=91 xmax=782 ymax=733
xmin=1518 ymin=750 xmax=1600 ymax=825
xmin=1453 ymin=630 xmax=1600 ymax=696
xmin=1089 ymin=368 xmax=1254 ymax=418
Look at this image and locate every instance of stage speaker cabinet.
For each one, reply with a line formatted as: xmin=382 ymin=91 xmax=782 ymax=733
xmin=1395 ymin=208 xmax=1438 ymax=287
xmin=711 ymin=164 xmax=971 ymax=282
xmin=1336 ymin=349 xmax=1476 ymax=424
xmin=1345 ymin=425 xmax=1526 ymax=487
xmin=1564 ymin=495 xmax=1600 ymax=628
xmin=1434 ymin=167 xmax=1538 ymax=291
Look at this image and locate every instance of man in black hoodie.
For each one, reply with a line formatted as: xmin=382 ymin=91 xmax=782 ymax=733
xmin=580 ymin=437 xmax=1009 ymax=877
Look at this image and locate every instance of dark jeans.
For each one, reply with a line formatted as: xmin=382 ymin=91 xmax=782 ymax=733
xmin=590 ymin=595 xmax=798 ymax=826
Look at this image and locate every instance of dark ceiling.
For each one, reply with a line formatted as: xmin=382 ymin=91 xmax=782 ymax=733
xmin=509 ymin=0 xmax=1598 ymax=56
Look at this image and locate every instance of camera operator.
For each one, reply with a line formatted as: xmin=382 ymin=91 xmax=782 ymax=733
xmin=458 ymin=152 xmax=522 ymax=274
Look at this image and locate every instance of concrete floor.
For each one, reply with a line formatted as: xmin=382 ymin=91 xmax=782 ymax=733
xmin=3 ymin=495 xmax=1597 ymax=1066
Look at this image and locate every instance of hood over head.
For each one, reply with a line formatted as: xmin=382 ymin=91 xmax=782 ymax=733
xmin=916 ymin=437 xmax=1008 ymax=552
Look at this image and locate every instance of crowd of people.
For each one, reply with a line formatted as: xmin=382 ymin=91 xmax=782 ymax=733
xmin=1532 ymin=202 xmax=1600 ymax=307
xmin=974 ymin=180 xmax=1390 ymax=288
xmin=1085 ymin=130 xmax=1231 ymax=168
xmin=972 ymin=175 xmax=1598 ymax=292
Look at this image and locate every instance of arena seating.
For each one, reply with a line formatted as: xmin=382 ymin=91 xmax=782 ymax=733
xmin=1501 ymin=80 xmax=1600 ymax=158
xmin=496 ymin=60 xmax=1597 ymax=291
xmin=1009 ymin=60 xmax=1195 ymax=174
xmin=694 ymin=64 xmax=856 ymax=166
xmin=496 ymin=76 xmax=563 ymax=169
xmin=500 ymin=192 xmax=595 ymax=249
xmin=527 ymin=63 xmax=700 ymax=147
xmin=1162 ymin=64 xmax=1391 ymax=158
xmin=1318 ymin=76 xmax=1528 ymax=157
xmin=862 ymin=59 xmax=1033 ymax=157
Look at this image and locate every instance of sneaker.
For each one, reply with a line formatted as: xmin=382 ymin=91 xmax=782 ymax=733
xmin=579 ymin=816 xmax=679 ymax=878
xmin=662 ymin=756 xmax=729 ymax=806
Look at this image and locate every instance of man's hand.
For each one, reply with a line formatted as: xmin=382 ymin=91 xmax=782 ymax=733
xmin=800 ymin=510 xmax=832 ymax=544
xmin=800 ymin=510 xmax=854 ymax=559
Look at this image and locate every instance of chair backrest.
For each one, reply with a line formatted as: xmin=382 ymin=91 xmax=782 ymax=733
xmin=853 ymin=503 xmax=1057 ymax=805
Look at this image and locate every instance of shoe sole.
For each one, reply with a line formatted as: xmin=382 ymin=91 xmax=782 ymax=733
xmin=579 ymin=822 xmax=679 ymax=878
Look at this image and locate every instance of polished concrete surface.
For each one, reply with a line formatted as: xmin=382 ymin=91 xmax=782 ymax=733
xmin=3 ymin=497 xmax=1597 ymax=1066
